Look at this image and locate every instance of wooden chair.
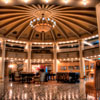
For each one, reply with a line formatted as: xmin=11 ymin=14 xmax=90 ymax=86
xmin=34 ymin=75 xmax=41 ymax=84
xmin=85 ymin=60 xmax=100 ymax=100
xmin=14 ymin=71 xmax=21 ymax=82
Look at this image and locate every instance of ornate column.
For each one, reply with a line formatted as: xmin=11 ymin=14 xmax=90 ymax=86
xmin=0 ymin=39 xmax=6 ymax=80
xmin=27 ymin=42 xmax=32 ymax=72
xmin=78 ymin=40 xmax=86 ymax=97
xmin=79 ymin=40 xmax=85 ymax=78
xmin=24 ymin=42 xmax=32 ymax=72
xmin=96 ymin=3 xmax=100 ymax=51
xmin=53 ymin=42 xmax=57 ymax=73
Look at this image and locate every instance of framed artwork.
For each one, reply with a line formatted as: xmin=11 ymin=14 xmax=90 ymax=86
xmin=17 ymin=64 xmax=23 ymax=71
xmin=61 ymin=66 xmax=67 ymax=70
xmin=74 ymin=66 xmax=80 ymax=70
xmin=90 ymin=63 xmax=94 ymax=69
xmin=86 ymin=65 xmax=89 ymax=70
xmin=68 ymin=66 xmax=74 ymax=70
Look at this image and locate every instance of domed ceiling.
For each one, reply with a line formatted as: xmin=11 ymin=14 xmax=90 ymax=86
xmin=0 ymin=4 xmax=98 ymax=42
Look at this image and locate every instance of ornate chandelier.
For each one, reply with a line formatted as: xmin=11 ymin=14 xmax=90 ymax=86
xmin=30 ymin=14 xmax=56 ymax=33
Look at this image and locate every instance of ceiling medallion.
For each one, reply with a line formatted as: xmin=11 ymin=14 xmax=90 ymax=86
xmin=33 ymin=9 xmax=53 ymax=18
xmin=30 ymin=14 xmax=56 ymax=33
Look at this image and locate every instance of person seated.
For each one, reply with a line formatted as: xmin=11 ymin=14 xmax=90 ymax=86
xmin=40 ymin=69 xmax=45 ymax=83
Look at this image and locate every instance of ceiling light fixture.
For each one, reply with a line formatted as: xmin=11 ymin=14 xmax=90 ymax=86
xmin=5 ymin=0 xmax=8 ymax=4
xmin=65 ymin=0 xmax=68 ymax=3
xmin=45 ymin=0 xmax=48 ymax=3
xmin=83 ymin=0 xmax=87 ymax=6
xmin=30 ymin=14 xmax=56 ymax=33
xmin=24 ymin=0 xmax=28 ymax=3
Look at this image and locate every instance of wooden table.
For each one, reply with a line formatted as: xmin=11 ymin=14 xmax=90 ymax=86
xmin=20 ymin=73 xmax=35 ymax=83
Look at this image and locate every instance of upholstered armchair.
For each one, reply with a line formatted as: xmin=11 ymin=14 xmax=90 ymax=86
xmin=85 ymin=60 xmax=100 ymax=100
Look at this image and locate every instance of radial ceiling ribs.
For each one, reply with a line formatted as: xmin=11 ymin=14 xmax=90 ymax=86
xmin=54 ymin=16 xmax=93 ymax=35
xmin=16 ymin=22 xmax=30 ymax=39
xmin=4 ymin=17 xmax=32 ymax=37
xmin=22 ymin=5 xmax=36 ymax=10
xmin=47 ymin=5 xmax=56 ymax=10
xmin=54 ymin=9 xmax=96 ymax=14
xmin=37 ymin=4 xmax=42 ymax=9
xmin=54 ymin=11 xmax=96 ymax=18
xmin=48 ymin=6 xmax=76 ymax=12
xmin=54 ymin=14 xmax=97 ymax=28
xmin=45 ymin=5 xmax=49 ymax=9
xmin=29 ymin=30 xmax=35 ymax=41
xmin=52 ymin=9 xmax=96 ymax=21
xmin=0 ymin=14 xmax=30 ymax=21
xmin=50 ymin=30 xmax=56 ymax=41
xmin=0 ymin=16 xmax=31 ymax=29
xmin=42 ymin=4 xmax=45 ymax=9
xmin=32 ymin=4 xmax=39 ymax=9
xmin=55 ymin=24 xmax=68 ymax=40
xmin=14 ymin=6 xmax=33 ymax=11
xmin=0 ymin=6 xmax=29 ymax=11
xmin=0 ymin=9 xmax=29 ymax=13
xmin=0 ymin=4 xmax=97 ymax=42
xmin=53 ymin=11 xmax=96 ymax=19
xmin=0 ymin=8 xmax=30 ymax=14
xmin=52 ymin=17 xmax=80 ymax=38
xmin=54 ymin=9 xmax=96 ymax=16
xmin=56 ymin=23 xmax=69 ymax=38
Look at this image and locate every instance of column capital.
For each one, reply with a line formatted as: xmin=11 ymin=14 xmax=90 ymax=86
xmin=78 ymin=39 xmax=84 ymax=43
xmin=27 ymin=42 xmax=32 ymax=45
xmin=24 ymin=42 xmax=32 ymax=51
xmin=53 ymin=42 xmax=57 ymax=46
xmin=1 ymin=38 xmax=6 ymax=48
xmin=78 ymin=39 xmax=84 ymax=51
xmin=53 ymin=42 xmax=59 ymax=50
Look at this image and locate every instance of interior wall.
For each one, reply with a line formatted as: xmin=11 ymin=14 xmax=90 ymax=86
xmin=6 ymin=51 xmax=27 ymax=59
xmin=84 ymin=48 xmax=99 ymax=57
xmin=32 ymin=53 xmax=53 ymax=59
xmin=57 ymin=60 xmax=96 ymax=76
xmin=58 ymin=52 xmax=79 ymax=59
xmin=58 ymin=61 xmax=80 ymax=73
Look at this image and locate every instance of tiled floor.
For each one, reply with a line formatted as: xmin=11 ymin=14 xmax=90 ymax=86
xmin=0 ymin=80 xmax=96 ymax=100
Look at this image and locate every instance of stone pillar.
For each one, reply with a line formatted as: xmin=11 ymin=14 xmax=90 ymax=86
xmin=79 ymin=40 xmax=85 ymax=78
xmin=53 ymin=43 xmax=57 ymax=73
xmin=27 ymin=43 xmax=32 ymax=72
xmin=23 ymin=60 xmax=28 ymax=72
xmin=0 ymin=39 xmax=6 ymax=80
xmin=25 ymin=42 xmax=32 ymax=72
xmin=96 ymin=3 xmax=100 ymax=51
